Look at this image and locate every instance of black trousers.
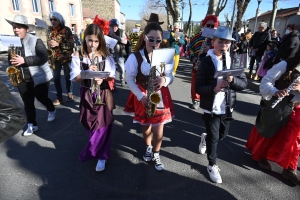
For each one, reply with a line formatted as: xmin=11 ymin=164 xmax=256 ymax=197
xmin=202 ymin=113 xmax=230 ymax=166
xmin=249 ymin=55 xmax=262 ymax=75
xmin=17 ymin=81 xmax=55 ymax=126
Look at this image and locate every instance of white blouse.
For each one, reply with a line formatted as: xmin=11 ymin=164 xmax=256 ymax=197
xmin=125 ymin=50 xmax=174 ymax=101
xmin=260 ymin=61 xmax=300 ymax=102
xmin=70 ymin=54 xmax=116 ymax=81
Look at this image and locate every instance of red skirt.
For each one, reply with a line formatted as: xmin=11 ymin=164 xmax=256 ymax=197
xmin=246 ymin=105 xmax=300 ymax=170
xmin=124 ymin=84 xmax=174 ymax=126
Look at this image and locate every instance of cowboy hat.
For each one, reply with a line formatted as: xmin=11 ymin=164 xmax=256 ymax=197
xmin=212 ymin=26 xmax=235 ymax=41
xmin=6 ymin=15 xmax=35 ymax=31
xmin=144 ymin=13 xmax=164 ymax=25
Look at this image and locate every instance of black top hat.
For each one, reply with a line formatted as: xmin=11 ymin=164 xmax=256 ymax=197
xmin=144 ymin=13 xmax=164 ymax=25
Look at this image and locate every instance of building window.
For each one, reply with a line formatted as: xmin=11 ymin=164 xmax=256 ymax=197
xmin=32 ymin=0 xmax=40 ymax=13
xmin=48 ymin=0 xmax=55 ymax=12
xmin=69 ymin=4 xmax=75 ymax=16
xmin=12 ymin=0 xmax=21 ymax=11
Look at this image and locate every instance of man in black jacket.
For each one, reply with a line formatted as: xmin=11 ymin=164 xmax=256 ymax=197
xmin=195 ymin=26 xmax=247 ymax=184
xmin=248 ymin=22 xmax=271 ymax=78
xmin=0 ymin=77 xmax=26 ymax=143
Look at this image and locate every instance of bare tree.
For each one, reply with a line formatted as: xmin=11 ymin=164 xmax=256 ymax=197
xmin=206 ymin=0 xmax=228 ymax=16
xmin=269 ymin=0 xmax=278 ymax=30
xmin=185 ymin=0 xmax=192 ymax=33
xmin=234 ymin=0 xmax=251 ymax=31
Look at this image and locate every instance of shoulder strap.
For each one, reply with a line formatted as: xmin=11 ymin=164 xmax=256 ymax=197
xmin=134 ymin=51 xmax=143 ymax=69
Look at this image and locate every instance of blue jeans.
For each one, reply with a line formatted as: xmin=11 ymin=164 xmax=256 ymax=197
xmin=114 ymin=54 xmax=125 ymax=81
xmin=202 ymin=113 xmax=230 ymax=166
xmin=249 ymin=55 xmax=262 ymax=75
xmin=53 ymin=60 xmax=73 ymax=99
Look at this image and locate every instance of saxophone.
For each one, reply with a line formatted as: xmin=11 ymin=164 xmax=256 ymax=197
xmin=6 ymin=46 xmax=22 ymax=87
xmin=46 ymin=29 xmax=56 ymax=69
xmin=146 ymin=62 xmax=165 ymax=118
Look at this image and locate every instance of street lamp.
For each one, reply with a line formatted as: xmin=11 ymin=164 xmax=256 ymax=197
xmin=253 ymin=0 xmax=262 ymax=32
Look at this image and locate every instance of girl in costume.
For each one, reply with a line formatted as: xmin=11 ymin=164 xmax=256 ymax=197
xmin=70 ymin=23 xmax=115 ymax=172
xmin=124 ymin=23 xmax=174 ymax=171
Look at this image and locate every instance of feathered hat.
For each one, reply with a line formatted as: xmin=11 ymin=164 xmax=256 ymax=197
xmin=93 ymin=15 xmax=110 ymax=35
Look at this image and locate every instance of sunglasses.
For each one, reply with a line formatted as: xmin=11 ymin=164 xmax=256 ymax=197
xmin=145 ymin=35 xmax=162 ymax=44
xmin=50 ymin=18 xmax=58 ymax=22
xmin=206 ymin=24 xmax=215 ymax=28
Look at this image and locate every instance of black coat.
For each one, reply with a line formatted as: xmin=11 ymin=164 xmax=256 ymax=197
xmin=237 ymin=40 xmax=248 ymax=54
xmin=274 ymin=30 xmax=300 ymax=63
xmin=195 ymin=54 xmax=247 ymax=112
xmin=0 ymin=77 xmax=26 ymax=143
xmin=249 ymin=30 xmax=271 ymax=56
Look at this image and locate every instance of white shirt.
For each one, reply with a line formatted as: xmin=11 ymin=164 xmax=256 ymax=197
xmin=125 ymin=50 xmax=174 ymax=101
xmin=70 ymin=54 xmax=116 ymax=81
xmin=203 ymin=49 xmax=232 ymax=114
xmin=260 ymin=61 xmax=300 ymax=102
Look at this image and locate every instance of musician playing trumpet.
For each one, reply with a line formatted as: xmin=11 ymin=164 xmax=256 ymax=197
xmin=5 ymin=14 xmax=55 ymax=136
xmin=195 ymin=26 xmax=247 ymax=183
xmin=70 ymin=23 xmax=115 ymax=172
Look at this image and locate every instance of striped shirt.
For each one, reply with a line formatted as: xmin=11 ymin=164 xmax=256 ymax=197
xmin=189 ymin=33 xmax=212 ymax=57
xmin=130 ymin=31 xmax=142 ymax=53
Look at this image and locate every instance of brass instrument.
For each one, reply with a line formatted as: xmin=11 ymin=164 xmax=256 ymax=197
xmin=221 ymin=50 xmax=234 ymax=121
xmin=6 ymin=46 xmax=22 ymax=87
xmin=91 ymin=47 xmax=105 ymax=105
xmin=47 ymin=49 xmax=55 ymax=69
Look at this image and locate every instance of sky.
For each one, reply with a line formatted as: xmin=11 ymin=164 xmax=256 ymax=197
xmin=118 ymin=0 xmax=298 ymax=22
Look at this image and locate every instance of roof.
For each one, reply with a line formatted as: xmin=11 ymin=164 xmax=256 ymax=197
xmin=82 ymin=8 xmax=98 ymax=18
xmin=248 ymin=7 xmax=299 ymax=20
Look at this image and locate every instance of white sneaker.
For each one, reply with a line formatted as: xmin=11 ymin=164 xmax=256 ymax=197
xmin=95 ymin=159 xmax=106 ymax=172
xmin=207 ymin=165 xmax=222 ymax=183
xmin=23 ymin=123 xmax=38 ymax=136
xmin=199 ymin=133 xmax=207 ymax=154
xmin=143 ymin=145 xmax=153 ymax=162
xmin=152 ymin=153 xmax=164 ymax=171
xmin=47 ymin=110 xmax=56 ymax=122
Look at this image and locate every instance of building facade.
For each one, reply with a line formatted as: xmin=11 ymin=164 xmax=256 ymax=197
xmin=0 ymin=0 xmax=83 ymax=36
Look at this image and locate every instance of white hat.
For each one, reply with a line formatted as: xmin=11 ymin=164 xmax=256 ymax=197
xmin=6 ymin=15 xmax=35 ymax=31
xmin=212 ymin=26 xmax=235 ymax=41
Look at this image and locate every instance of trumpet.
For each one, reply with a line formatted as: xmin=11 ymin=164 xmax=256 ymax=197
xmin=91 ymin=47 xmax=105 ymax=105
xmin=6 ymin=45 xmax=22 ymax=87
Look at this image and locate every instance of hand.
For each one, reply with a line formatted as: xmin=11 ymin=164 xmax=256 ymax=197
xmin=227 ymin=76 xmax=233 ymax=83
xmin=293 ymin=81 xmax=300 ymax=92
xmin=274 ymin=89 xmax=289 ymax=98
xmin=49 ymin=40 xmax=59 ymax=48
xmin=140 ymin=95 xmax=149 ymax=107
xmin=175 ymin=36 xmax=180 ymax=40
xmin=94 ymin=78 xmax=104 ymax=85
xmin=89 ymin=65 xmax=98 ymax=71
xmin=10 ymin=55 xmax=25 ymax=66
xmin=153 ymin=76 xmax=165 ymax=90
xmin=214 ymin=80 xmax=229 ymax=93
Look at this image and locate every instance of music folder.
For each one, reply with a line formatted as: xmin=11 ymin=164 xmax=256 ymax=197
xmin=214 ymin=68 xmax=244 ymax=78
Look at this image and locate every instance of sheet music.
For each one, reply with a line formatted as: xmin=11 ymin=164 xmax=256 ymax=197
xmin=214 ymin=68 xmax=244 ymax=78
xmin=151 ymin=48 xmax=175 ymax=66
xmin=0 ymin=35 xmax=22 ymax=47
xmin=104 ymin=35 xmax=118 ymax=49
xmin=80 ymin=70 xmax=110 ymax=79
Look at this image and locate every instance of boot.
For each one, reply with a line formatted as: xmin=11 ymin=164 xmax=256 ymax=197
xmin=258 ymin=158 xmax=272 ymax=170
xmin=282 ymin=168 xmax=300 ymax=186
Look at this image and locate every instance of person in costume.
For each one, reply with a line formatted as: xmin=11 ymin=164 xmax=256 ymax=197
xmin=168 ymin=22 xmax=185 ymax=75
xmin=129 ymin=23 xmax=142 ymax=53
xmin=189 ymin=15 xmax=218 ymax=109
xmin=70 ymin=23 xmax=116 ymax=172
xmin=124 ymin=23 xmax=174 ymax=171
xmin=195 ymin=26 xmax=247 ymax=183
xmin=246 ymin=50 xmax=300 ymax=186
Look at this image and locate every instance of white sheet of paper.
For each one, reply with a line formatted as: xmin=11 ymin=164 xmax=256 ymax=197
xmin=163 ymin=31 xmax=170 ymax=39
xmin=132 ymin=28 xmax=139 ymax=33
xmin=214 ymin=68 xmax=244 ymax=78
xmin=80 ymin=70 xmax=110 ymax=79
xmin=202 ymin=28 xmax=216 ymax=38
xmin=174 ymin=32 xmax=183 ymax=38
xmin=151 ymin=48 xmax=175 ymax=66
xmin=35 ymin=18 xmax=48 ymax=29
xmin=104 ymin=35 xmax=118 ymax=49
xmin=0 ymin=35 xmax=22 ymax=47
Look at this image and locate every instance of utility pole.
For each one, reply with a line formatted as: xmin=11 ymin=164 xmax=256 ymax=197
xmin=181 ymin=1 xmax=186 ymax=30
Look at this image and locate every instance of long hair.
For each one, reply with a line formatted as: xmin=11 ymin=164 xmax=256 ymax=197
xmin=81 ymin=24 xmax=110 ymax=58
xmin=135 ymin=23 xmax=163 ymax=53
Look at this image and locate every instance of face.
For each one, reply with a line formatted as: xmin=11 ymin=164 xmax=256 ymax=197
xmin=257 ymin=26 xmax=265 ymax=32
xmin=174 ymin=26 xmax=180 ymax=32
xmin=85 ymin=34 xmax=99 ymax=52
xmin=112 ymin=25 xmax=118 ymax=32
xmin=272 ymin=31 xmax=277 ymax=36
xmin=135 ymin=26 xmax=140 ymax=31
xmin=12 ymin=23 xmax=28 ymax=39
xmin=144 ymin=30 xmax=162 ymax=50
xmin=205 ymin=20 xmax=216 ymax=29
xmin=213 ymin=38 xmax=231 ymax=55
xmin=240 ymin=36 xmax=244 ymax=41
xmin=50 ymin=17 xmax=60 ymax=28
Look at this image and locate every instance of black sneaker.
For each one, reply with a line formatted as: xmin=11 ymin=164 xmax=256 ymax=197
xmin=143 ymin=145 xmax=153 ymax=162
xmin=152 ymin=152 xmax=164 ymax=171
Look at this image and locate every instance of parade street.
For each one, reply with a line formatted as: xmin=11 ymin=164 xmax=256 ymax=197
xmin=0 ymin=52 xmax=299 ymax=200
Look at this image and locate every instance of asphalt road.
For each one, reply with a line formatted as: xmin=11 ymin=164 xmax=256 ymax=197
xmin=0 ymin=52 xmax=299 ymax=200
